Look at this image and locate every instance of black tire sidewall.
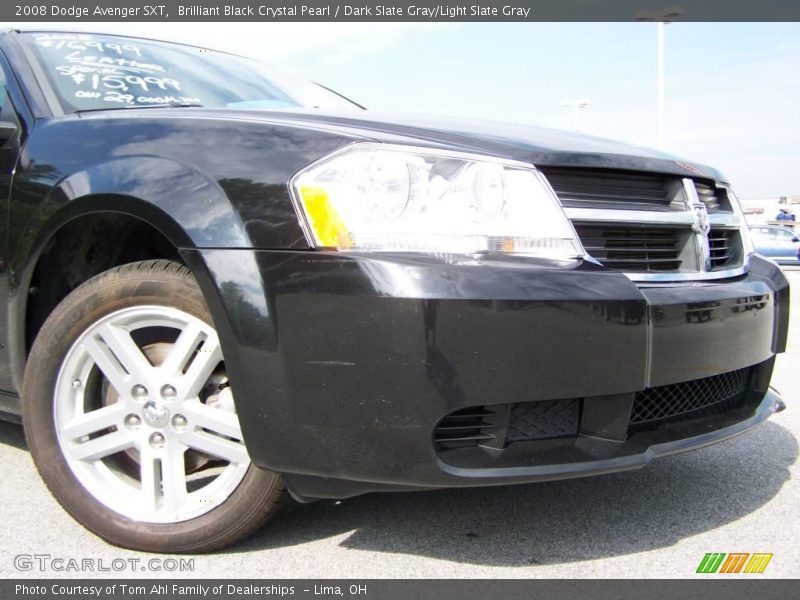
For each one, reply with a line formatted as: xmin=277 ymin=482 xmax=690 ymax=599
xmin=22 ymin=262 xmax=282 ymax=553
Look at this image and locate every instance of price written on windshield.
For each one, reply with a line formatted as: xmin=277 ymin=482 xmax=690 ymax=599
xmin=72 ymin=73 xmax=183 ymax=94
xmin=32 ymin=33 xmax=197 ymax=106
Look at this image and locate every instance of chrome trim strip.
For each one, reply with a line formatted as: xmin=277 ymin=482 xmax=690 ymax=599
xmin=564 ymin=207 xmax=740 ymax=226
xmin=623 ymin=263 xmax=749 ymax=283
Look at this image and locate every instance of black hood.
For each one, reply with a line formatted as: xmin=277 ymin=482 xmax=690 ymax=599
xmin=77 ymin=107 xmax=727 ymax=182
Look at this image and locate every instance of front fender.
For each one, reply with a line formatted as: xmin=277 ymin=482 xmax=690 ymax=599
xmin=20 ymin=155 xmax=250 ymax=254
xmin=7 ymin=155 xmax=249 ymax=392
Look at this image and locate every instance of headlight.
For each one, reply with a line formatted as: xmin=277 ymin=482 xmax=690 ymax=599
xmin=290 ymin=143 xmax=584 ymax=259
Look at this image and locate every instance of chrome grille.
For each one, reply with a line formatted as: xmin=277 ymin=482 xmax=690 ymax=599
xmin=693 ymin=181 xmax=722 ymax=213
xmin=540 ymin=168 xmax=675 ymax=211
xmin=709 ymin=228 xmax=736 ymax=270
xmin=573 ymin=224 xmax=683 ymax=272
xmin=545 ymin=168 xmax=746 ymax=279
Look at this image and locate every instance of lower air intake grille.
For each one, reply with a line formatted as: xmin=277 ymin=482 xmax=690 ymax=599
xmin=630 ymin=368 xmax=750 ymax=426
xmin=433 ymin=407 xmax=498 ymax=449
xmin=573 ymin=224 xmax=684 ymax=272
xmin=434 ymin=399 xmax=580 ymax=450
xmin=507 ymin=399 xmax=580 ymax=442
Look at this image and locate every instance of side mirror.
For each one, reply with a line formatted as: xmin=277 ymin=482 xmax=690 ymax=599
xmin=792 ymin=236 xmax=799 ymax=243
xmin=0 ymin=120 xmax=18 ymax=142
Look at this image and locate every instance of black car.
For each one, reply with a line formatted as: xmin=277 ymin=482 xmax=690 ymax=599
xmin=0 ymin=30 xmax=790 ymax=552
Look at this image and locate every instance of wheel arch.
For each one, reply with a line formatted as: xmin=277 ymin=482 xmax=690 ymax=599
xmin=9 ymin=156 xmax=248 ymax=393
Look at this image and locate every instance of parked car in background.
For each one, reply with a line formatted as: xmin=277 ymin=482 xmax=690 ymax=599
xmin=0 ymin=30 xmax=790 ymax=553
xmin=750 ymin=225 xmax=800 ymax=264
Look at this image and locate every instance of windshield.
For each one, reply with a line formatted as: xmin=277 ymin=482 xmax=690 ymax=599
xmin=20 ymin=32 xmax=361 ymax=113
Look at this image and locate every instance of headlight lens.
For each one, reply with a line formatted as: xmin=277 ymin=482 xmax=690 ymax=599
xmin=290 ymin=143 xmax=584 ymax=259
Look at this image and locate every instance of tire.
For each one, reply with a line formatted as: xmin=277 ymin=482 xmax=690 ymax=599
xmin=22 ymin=259 xmax=285 ymax=553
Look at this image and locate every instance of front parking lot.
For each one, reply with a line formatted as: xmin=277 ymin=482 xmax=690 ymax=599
xmin=2 ymin=269 xmax=798 ymax=579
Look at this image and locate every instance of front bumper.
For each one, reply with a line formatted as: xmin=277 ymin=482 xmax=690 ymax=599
xmin=185 ymin=250 xmax=790 ymax=501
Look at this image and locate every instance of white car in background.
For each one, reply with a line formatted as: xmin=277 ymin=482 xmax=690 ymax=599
xmin=750 ymin=225 xmax=800 ymax=264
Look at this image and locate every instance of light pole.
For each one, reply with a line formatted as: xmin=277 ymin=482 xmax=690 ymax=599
xmin=657 ymin=21 xmax=665 ymax=149
xmin=562 ymin=98 xmax=590 ymax=133
xmin=635 ymin=5 xmax=683 ymax=149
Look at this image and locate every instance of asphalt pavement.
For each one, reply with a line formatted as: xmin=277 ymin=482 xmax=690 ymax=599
xmin=1 ymin=269 xmax=798 ymax=579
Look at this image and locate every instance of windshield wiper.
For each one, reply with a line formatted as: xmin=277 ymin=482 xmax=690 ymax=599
xmin=74 ymin=101 xmax=204 ymax=114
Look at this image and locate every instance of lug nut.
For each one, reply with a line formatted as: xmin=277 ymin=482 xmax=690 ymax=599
xmin=131 ymin=384 xmax=148 ymax=399
xmin=161 ymin=385 xmax=177 ymax=400
xmin=149 ymin=432 xmax=166 ymax=448
xmin=171 ymin=414 xmax=188 ymax=430
xmin=71 ymin=379 xmax=82 ymax=389
xmin=124 ymin=414 xmax=141 ymax=429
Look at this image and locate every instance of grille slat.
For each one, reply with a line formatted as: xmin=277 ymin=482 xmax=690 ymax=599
xmin=435 ymin=424 xmax=499 ymax=432
xmin=436 ymin=433 xmax=495 ymax=442
xmin=601 ymin=257 xmax=683 ymax=265
xmin=584 ymin=247 xmax=678 ymax=253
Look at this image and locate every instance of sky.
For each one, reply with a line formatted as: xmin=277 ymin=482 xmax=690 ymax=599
xmin=7 ymin=21 xmax=800 ymax=198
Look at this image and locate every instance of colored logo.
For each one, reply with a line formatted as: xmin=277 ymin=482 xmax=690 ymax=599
xmin=696 ymin=552 xmax=773 ymax=574
xmin=674 ymin=160 xmax=704 ymax=175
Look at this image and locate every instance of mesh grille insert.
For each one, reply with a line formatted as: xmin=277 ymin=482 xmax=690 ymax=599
xmin=507 ymin=399 xmax=580 ymax=442
xmin=630 ymin=368 xmax=750 ymax=425
xmin=434 ymin=398 xmax=580 ymax=450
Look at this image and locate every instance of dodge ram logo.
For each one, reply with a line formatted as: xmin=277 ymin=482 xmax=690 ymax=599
xmin=691 ymin=202 xmax=711 ymax=236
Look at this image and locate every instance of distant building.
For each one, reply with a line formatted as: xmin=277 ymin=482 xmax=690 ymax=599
xmin=740 ymin=195 xmax=798 ymax=226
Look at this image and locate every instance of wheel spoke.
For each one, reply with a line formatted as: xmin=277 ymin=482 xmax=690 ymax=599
xmin=179 ymin=332 xmax=223 ymax=399
xmin=139 ymin=447 xmax=161 ymax=512
xmin=182 ymin=399 xmax=243 ymax=440
xmin=182 ymin=430 xmax=248 ymax=464
xmin=160 ymin=321 xmax=205 ymax=376
xmin=61 ymin=403 xmax=125 ymax=440
xmin=68 ymin=429 xmax=135 ymax=461
xmin=160 ymin=442 xmax=187 ymax=515
xmin=84 ymin=323 xmax=152 ymax=396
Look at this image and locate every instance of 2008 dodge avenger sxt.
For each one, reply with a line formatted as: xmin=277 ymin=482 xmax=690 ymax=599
xmin=0 ymin=30 xmax=789 ymax=552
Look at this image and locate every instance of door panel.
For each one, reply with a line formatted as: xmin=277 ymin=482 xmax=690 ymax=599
xmin=0 ymin=60 xmax=24 ymax=396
